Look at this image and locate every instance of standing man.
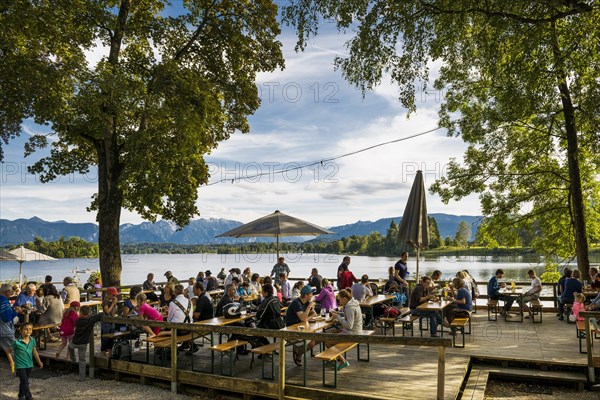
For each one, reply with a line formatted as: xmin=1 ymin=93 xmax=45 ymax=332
xmin=164 ymin=271 xmax=179 ymax=285
xmin=517 ymin=270 xmax=542 ymax=319
xmin=271 ymin=257 xmax=290 ymax=285
xmin=41 ymin=275 xmax=57 ymax=296
xmin=337 ymin=256 xmax=351 ymax=289
xmin=394 ymin=252 xmax=409 ymax=302
xmin=61 ymin=277 xmax=80 ymax=305
xmin=307 ymin=268 xmax=323 ymax=294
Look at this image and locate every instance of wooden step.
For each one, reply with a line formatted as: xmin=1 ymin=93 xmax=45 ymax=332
xmin=485 ymin=366 xmax=586 ymax=390
xmin=462 ymin=366 xmax=489 ymax=400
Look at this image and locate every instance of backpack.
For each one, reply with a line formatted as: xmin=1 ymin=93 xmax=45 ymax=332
xmin=112 ymin=338 xmax=132 ymax=360
xmin=383 ymin=306 xmax=401 ymax=318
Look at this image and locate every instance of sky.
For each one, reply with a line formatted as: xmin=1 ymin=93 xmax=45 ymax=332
xmin=0 ymin=3 xmax=481 ymax=228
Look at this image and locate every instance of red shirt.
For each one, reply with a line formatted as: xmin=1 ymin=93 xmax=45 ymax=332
xmin=339 ymin=271 xmax=358 ymax=290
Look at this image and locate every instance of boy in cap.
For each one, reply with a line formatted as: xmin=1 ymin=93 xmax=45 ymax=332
xmin=286 ymin=285 xmax=318 ymax=365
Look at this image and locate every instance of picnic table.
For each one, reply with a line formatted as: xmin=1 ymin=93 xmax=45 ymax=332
xmin=281 ymin=316 xmax=337 ymax=386
xmin=500 ymin=287 xmax=524 ymax=322
xmin=417 ymin=299 xmax=454 ymax=337
xmin=359 ymin=294 xmax=396 ymax=329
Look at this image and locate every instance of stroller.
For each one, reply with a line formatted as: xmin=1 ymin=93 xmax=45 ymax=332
xmin=111 ymin=325 xmax=146 ymax=361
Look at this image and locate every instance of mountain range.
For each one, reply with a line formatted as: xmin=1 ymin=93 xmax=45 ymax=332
xmin=0 ymin=214 xmax=481 ymax=246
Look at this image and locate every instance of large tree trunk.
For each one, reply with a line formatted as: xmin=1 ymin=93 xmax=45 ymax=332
xmin=551 ymin=23 xmax=591 ymax=281
xmin=96 ymin=138 xmax=123 ymax=288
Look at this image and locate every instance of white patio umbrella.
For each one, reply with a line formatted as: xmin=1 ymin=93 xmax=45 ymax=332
xmin=0 ymin=249 xmax=19 ymax=261
xmin=8 ymin=246 xmax=57 ymax=285
xmin=216 ymin=210 xmax=334 ymax=258
xmin=397 ymin=170 xmax=429 ymax=281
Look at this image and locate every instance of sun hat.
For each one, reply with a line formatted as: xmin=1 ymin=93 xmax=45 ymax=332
xmin=300 ymin=286 xmax=315 ymax=296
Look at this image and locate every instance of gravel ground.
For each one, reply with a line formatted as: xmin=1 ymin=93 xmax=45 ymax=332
xmin=0 ymin=362 xmax=212 ymax=400
xmin=485 ymin=379 xmax=599 ymax=400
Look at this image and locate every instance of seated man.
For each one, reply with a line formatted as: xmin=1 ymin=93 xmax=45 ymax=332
xmin=487 ymin=269 xmax=515 ymax=317
xmin=351 ymin=275 xmax=373 ymax=302
xmin=13 ymin=283 xmax=38 ymax=324
xmin=516 ymin=270 xmax=542 ymax=319
xmin=286 ymin=285 xmax=317 ymax=365
xmin=409 ymin=276 xmax=443 ymax=337
xmin=215 ymin=284 xmax=238 ymax=317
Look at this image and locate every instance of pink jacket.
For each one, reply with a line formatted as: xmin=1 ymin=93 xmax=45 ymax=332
xmin=60 ymin=309 xmax=79 ymax=337
xmin=572 ymin=301 xmax=585 ymax=321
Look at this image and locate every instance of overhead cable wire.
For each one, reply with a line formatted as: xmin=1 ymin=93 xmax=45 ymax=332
xmin=205 ymin=126 xmax=442 ymax=186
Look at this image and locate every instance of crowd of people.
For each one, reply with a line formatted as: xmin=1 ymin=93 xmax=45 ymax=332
xmin=2 ymin=257 xmax=600 ymax=392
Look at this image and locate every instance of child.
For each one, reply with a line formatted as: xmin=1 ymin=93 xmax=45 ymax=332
xmin=572 ymin=292 xmax=586 ymax=321
xmin=185 ymin=277 xmax=196 ymax=300
xmin=69 ymin=306 xmax=103 ymax=381
xmin=8 ymin=322 xmax=43 ymax=400
xmin=56 ymin=301 xmax=80 ymax=359
xmin=135 ymin=293 xmax=163 ymax=337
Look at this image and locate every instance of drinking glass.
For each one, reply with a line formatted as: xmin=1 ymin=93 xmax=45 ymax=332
xmin=320 ymin=308 xmax=326 ymax=317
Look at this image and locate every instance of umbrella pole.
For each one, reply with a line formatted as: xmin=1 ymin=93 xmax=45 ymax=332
xmin=415 ymin=247 xmax=420 ymax=282
xmin=19 ymin=261 xmax=23 ymax=286
xmin=276 ymin=235 xmax=280 ymax=260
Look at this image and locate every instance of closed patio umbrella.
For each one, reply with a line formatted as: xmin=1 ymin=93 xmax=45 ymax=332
xmin=8 ymin=246 xmax=57 ymax=285
xmin=397 ymin=170 xmax=429 ymax=281
xmin=216 ymin=210 xmax=334 ymax=258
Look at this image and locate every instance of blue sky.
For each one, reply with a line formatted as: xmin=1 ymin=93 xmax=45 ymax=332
xmin=0 ymin=4 xmax=479 ymax=227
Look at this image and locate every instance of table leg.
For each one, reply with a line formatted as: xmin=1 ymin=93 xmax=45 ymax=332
xmin=303 ymin=339 xmax=307 ymax=387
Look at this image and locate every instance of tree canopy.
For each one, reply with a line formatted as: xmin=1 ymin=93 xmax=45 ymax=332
xmin=283 ymin=0 xmax=600 ymax=279
xmin=0 ymin=0 xmax=284 ymax=286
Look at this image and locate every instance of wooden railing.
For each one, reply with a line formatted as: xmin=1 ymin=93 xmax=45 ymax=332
xmin=96 ymin=316 xmax=452 ymax=400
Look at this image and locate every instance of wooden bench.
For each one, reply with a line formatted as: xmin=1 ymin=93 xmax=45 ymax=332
xmin=450 ymin=318 xmax=469 ymax=348
xmin=314 ymin=342 xmax=358 ymax=388
xmin=565 ymin=303 xmax=574 ymax=324
xmin=250 ymin=341 xmax=279 ymax=380
xmin=379 ymin=317 xmax=397 ymax=336
xmin=398 ymin=315 xmax=419 ymax=337
xmin=487 ymin=299 xmax=499 ymax=321
xmin=530 ymin=299 xmax=543 ymax=323
xmin=101 ymin=330 xmax=132 ymax=340
xmin=576 ymin=320 xmax=587 ymax=354
xmin=209 ymin=340 xmax=249 ymax=376
xmin=32 ymin=324 xmax=59 ymax=350
xmin=153 ymin=333 xmax=194 ymax=366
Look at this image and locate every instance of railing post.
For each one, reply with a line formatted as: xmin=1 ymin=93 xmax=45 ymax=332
xmin=89 ymin=323 xmax=95 ymax=379
xmin=437 ymin=345 xmax=445 ymax=400
xmin=278 ymin=338 xmax=286 ymax=400
xmin=584 ymin=316 xmax=595 ymax=383
xmin=171 ymin=328 xmax=178 ymax=393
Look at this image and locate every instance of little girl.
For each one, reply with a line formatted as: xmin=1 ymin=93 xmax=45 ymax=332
xmin=571 ymin=292 xmax=586 ymax=321
xmin=56 ymin=301 xmax=80 ymax=358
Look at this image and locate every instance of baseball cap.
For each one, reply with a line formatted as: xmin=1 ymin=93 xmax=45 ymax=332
xmin=70 ymin=301 xmax=81 ymax=308
xmin=300 ymin=286 xmax=315 ymax=296
xmin=164 ymin=271 xmax=172 ymax=276
xmin=106 ymin=287 xmax=118 ymax=295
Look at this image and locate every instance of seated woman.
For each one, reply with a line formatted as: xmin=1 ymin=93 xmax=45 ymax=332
xmin=313 ymin=278 xmax=336 ymax=313
xmin=122 ymin=286 xmax=142 ymax=317
xmin=135 ymin=293 xmax=164 ymax=337
xmin=159 ymin=282 xmax=175 ymax=311
xmin=37 ymin=285 xmax=64 ymax=327
xmin=291 ymin=281 xmax=304 ymax=302
xmin=329 ymin=289 xmax=362 ymax=370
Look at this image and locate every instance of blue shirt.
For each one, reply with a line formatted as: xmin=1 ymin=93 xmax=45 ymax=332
xmin=487 ymin=276 xmax=500 ymax=298
xmin=562 ymin=278 xmax=583 ymax=301
xmin=394 ymin=260 xmax=408 ymax=280
xmin=0 ymin=295 xmax=18 ymax=337
xmin=456 ymin=288 xmax=472 ymax=311
xmin=13 ymin=293 xmax=36 ymax=308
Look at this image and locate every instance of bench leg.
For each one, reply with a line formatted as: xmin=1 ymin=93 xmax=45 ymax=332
xmin=322 ymin=360 xmax=338 ymax=388
xmin=357 ymin=343 xmax=369 ymax=362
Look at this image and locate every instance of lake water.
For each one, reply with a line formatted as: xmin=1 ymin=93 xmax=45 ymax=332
xmin=0 ymin=252 xmax=582 ymax=286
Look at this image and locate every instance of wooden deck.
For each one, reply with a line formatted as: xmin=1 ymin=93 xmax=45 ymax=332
xmin=35 ymin=311 xmax=593 ymax=400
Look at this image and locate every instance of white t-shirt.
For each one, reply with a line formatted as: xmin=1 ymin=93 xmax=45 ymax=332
xmin=167 ymin=294 xmax=193 ymax=323
xmin=527 ymin=277 xmax=542 ymax=296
